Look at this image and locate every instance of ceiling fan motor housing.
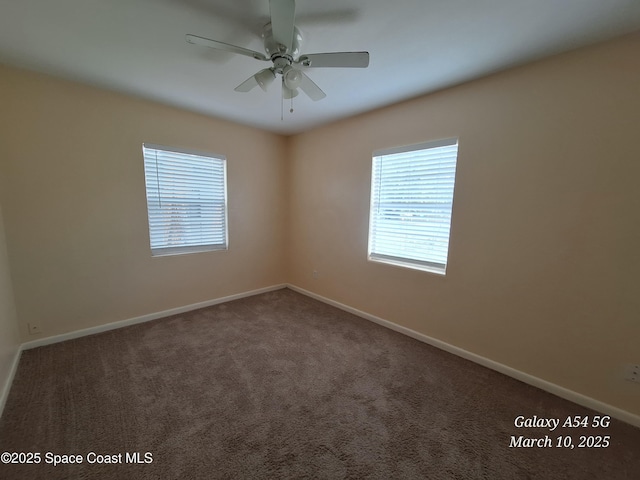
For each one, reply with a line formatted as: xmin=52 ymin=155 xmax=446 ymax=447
xmin=272 ymin=56 xmax=292 ymax=73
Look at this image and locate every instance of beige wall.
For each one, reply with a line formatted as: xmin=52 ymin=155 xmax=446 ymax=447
xmin=0 ymin=66 xmax=287 ymax=341
xmin=287 ymin=32 xmax=640 ymax=415
xmin=0 ymin=197 xmax=21 ymax=403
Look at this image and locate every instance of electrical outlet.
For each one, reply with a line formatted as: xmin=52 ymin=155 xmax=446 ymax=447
xmin=624 ymin=364 xmax=640 ymax=384
xmin=28 ymin=323 xmax=42 ymax=335
xmin=312 ymin=270 xmax=319 ymax=279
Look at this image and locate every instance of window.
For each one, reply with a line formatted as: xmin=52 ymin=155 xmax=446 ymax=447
xmin=142 ymin=143 xmax=228 ymax=256
xmin=368 ymin=138 xmax=459 ymax=275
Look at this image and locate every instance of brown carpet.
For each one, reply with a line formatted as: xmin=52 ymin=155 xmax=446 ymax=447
xmin=0 ymin=288 xmax=638 ymax=479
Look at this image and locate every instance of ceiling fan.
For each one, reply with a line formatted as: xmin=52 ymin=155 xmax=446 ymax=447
xmin=185 ymin=0 xmax=369 ymax=103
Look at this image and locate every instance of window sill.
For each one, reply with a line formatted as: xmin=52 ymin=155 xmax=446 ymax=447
xmin=151 ymin=245 xmax=227 ymax=257
xmin=368 ymin=255 xmax=446 ymax=276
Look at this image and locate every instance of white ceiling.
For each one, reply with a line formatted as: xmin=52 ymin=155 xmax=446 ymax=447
xmin=1 ymin=0 xmax=639 ymax=135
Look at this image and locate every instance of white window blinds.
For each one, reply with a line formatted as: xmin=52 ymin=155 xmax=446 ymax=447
xmin=368 ymin=138 xmax=459 ymax=274
xmin=142 ymin=144 xmax=228 ymax=256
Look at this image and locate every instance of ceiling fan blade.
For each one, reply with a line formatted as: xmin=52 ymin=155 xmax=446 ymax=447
xmin=186 ymin=34 xmax=268 ymax=61
xmin=298 ymin=72 xmax=326 ymax=101
xmin=297 ymin=52 xmax=369 ymax=68
xmin=234 ymin=74 xmax=259 ymax=92
xmin=269 ymin=0 xmax=296 ymax=52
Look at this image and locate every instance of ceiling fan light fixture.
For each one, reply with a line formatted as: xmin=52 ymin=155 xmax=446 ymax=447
xmin=255 ymin=68 xmax=276 ymax=91
xmin=283 ymin=65 xmax=302 ymax=89
xmin=283 ymin=85 xmax=298 ymax=99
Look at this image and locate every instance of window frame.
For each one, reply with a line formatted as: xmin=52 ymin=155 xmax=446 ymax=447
xmin=367 ymin=137 xmax=459 ymax=275
xmin=142 ymin=143 xmax=229 ymax=257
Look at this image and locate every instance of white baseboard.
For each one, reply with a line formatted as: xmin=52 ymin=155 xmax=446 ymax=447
xmin=287 ymin=284 xmax=640 ymax=429
xmin=21 ymin=284 xmax=287 ymax=351
xmin=0 ymin=345 xmax=22 ymax=419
